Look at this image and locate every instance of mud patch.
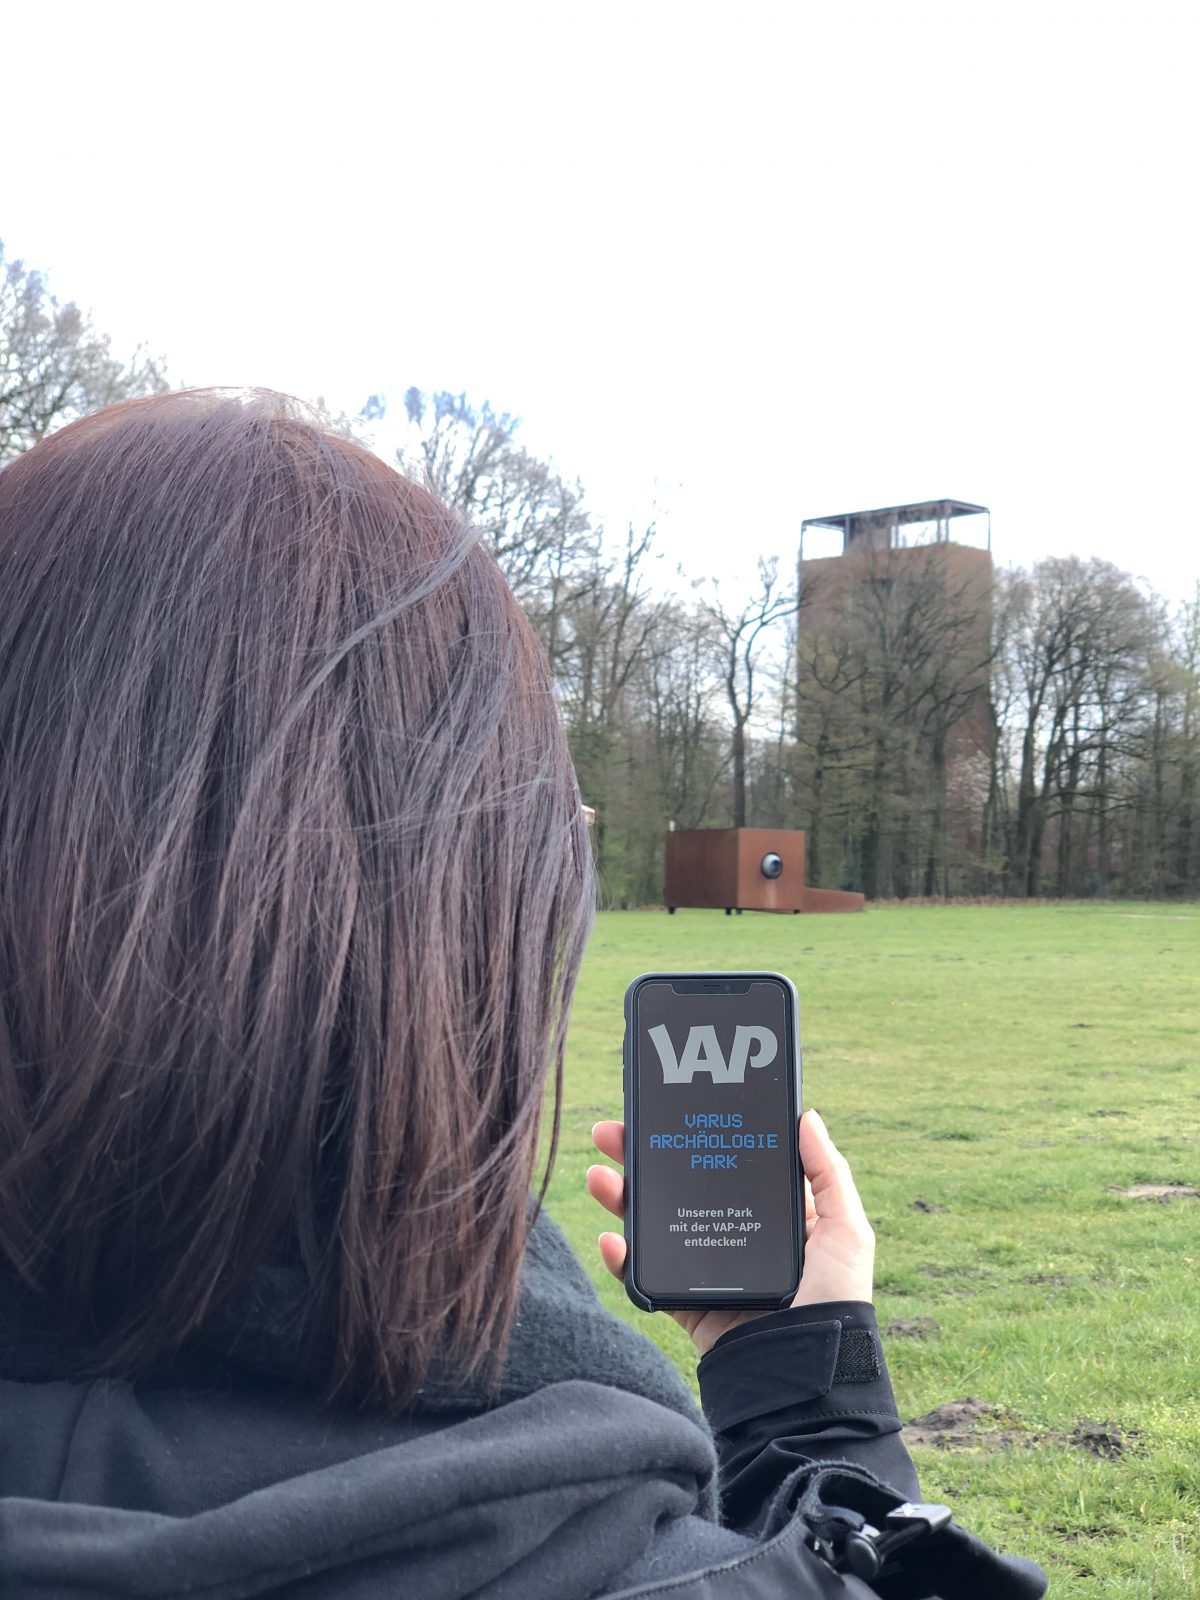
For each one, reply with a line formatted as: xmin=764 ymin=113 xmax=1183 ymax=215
xmin=905 ymin=1402 xmax=1134 ymax=1458
xmin=1070 ymin=1421 xmax=1129 ymax=1459
xmin=887 ymin=1317 xmax=940 ymax=1339
xmin=910 ymin=1198 xmax=947 ymax=1213
xmin=904 ymin=1399 xmax=1004 ymax=1449
xmin=1112 ymin=1183 xmax=1199 ymax=1201
xmin=1024 ymin=1273 xmax=1075 ymax=1287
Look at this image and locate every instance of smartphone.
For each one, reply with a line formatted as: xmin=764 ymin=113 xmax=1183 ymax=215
xmin=623 ymin=970 xmax=803 ymax=1312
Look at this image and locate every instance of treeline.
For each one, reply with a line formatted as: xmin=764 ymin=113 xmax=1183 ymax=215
xmin=395 ymin=388 xmax=796 ymax=905
xmin=1 ymin=239 xmax=1195 ymax=902
xmin=399 ymin=390 xmax=1199 ymax=904
xmin=786 ymin=544 xmax=1199 ymax=901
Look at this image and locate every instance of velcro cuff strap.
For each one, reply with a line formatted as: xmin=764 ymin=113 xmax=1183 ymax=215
xmin=832 ymin=1324 xmax=880 ymax=1386
xmin=701 ymin=1318 xmax=874 ymax=1433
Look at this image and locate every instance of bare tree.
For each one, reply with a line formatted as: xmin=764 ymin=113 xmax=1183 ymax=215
xmin=396 ymin=386 xmax=690 ymax=892
xmin=703 ymin=558 xmax=798 ymax=829
xmin=997 ymin=557 xmax=1151 ymax=896
xmin=397 ymin=388 xmax=596 ymax=621
xmin=553 ymin=524 xmax=666 ymax=852
xmin=634 ymin=600 xmax=726 ymax=827
xmin=793 ymin=622 xmax=873 ymax=885
xmin=0 ymin=241 xmax=167 ymax=463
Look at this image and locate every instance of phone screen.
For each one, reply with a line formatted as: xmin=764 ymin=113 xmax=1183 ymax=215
xmin=629 ymin=976 xmax=799 ymax=1302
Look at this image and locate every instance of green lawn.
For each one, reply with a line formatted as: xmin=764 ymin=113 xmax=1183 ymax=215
xmin=543 ymin=904 xmax=1200 ymax=1600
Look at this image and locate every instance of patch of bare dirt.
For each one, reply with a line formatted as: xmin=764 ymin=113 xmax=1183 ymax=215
xmin=904 ymin=1399 xmax=1005 ymax=1449
xmin=1111 ymin=1183 xmax=1199 ymax=1201
xmin=1069 ymin=1421 xmax=1130 ymax=1459
xmin=887 ymin=1317 xmax=940 ymax=1339
xmin=921 ymin=1267 xmax=985 ymax=1292
xmin=904 ymin=1401 xmax=1135 ymax=1459
xmin=910 ymin=1198 xmax=947 ymax=1213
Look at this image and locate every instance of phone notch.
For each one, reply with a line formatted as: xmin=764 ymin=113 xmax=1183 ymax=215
xmin=670 ymin=978 xmax=751 ymax=995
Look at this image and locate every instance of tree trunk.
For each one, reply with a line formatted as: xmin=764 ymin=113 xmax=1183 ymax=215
xmin=1025 ymin=800 xmax=1046 ymax=898
xmin=1056 ymin=788 xmax=1075 ymax=896
xmin=808 ymin=745 xmax=826 ymax=885
xmin=1012 ymin=718 xmax=1040 ymax=897
xmin=1152 ymin=687 xmax=1168 ymax=894
xmin=923 ymin=732 xmax=947 ymax=897
xmin=981 ymin=723 xmax=1003 ymax=895
xmin=1096 ymin=730 xmax=1110 ymax=887
xmin=861 ymin=741 xmax=887 ymax=900
xmin=732 ymin=717 xmax=747 ymax=828
xmin=1178 ymin=757 xmax=1196 ymax=890
xmin=1055 ymin=745 xmax=1082 ymax=896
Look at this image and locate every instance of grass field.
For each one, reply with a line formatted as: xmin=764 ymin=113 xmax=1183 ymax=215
xmin=543 ymin=903 xmax=1200 ymax=1599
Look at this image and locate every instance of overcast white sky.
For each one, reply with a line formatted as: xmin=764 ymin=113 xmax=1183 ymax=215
xmin=4 ymin=2 xmax=1198 ymax=601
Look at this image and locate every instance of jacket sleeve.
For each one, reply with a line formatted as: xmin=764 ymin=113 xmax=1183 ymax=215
xmin=696 ymin=1300 xmax=920 ymax=1533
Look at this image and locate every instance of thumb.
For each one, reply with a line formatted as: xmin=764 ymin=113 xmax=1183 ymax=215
xmin=798 ymin=1108 xmax=869 ymax=1227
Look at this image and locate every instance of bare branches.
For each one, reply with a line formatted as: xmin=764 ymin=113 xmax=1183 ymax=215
xmin=397 ymin=389 xmax=598 ymax=615
xmin=701 ymin=557 xmax=798 ymax=828
xmin=0 ymin=241 xmax=168 ymax=464
xmin=996 ymin=557 xmax=1158 ymax=894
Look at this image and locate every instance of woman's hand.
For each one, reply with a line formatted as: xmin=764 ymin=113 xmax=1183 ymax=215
xmin=586 ymin=1109 xmax=875 ymax=1358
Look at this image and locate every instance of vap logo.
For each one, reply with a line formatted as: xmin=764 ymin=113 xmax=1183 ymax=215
xmin=650 ymin=1024 xmax=778 ymax=1084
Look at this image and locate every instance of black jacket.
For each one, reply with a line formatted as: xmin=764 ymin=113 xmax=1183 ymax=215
xmin=0 ymin=1212 xmax=1022 ymax=1599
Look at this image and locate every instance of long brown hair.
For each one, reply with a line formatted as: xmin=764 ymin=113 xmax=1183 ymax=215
xmin=0 ymin=389 xmax=595 ymax=1408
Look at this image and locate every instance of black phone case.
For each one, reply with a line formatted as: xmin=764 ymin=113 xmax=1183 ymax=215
xmin=622 ymin=969 xmax=804 ymax=1313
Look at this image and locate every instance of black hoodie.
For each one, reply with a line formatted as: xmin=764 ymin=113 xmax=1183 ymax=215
xmin=0 ymin=1212 xmax=926 ymax=1598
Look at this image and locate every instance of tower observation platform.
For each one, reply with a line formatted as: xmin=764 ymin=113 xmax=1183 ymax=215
xmin=800 ymin=498 xmax=991 ymax=557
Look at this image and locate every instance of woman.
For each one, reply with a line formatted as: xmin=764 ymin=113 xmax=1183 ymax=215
xmin=0 ymin=391 xmax=1040 ymax=1599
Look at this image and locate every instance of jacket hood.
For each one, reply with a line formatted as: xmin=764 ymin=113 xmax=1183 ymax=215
xmin=0 ymin=1376 xmax=714 ymax=1600
xmin=0 ymin=1212 xmax=705 ymax=1434
xmin=0 ymin=1213 xmax=718 ymax=1598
